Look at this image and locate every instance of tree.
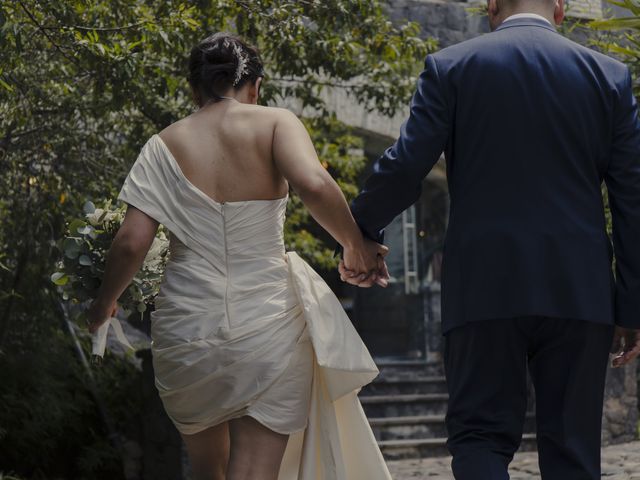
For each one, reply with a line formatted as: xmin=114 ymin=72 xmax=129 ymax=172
xmin=0 ymin=1 xmax=435 ymax=477
xmin=586 ymin=0 xmax=640 ymax=236
xmin=588 ymin=0 xmax=640 ymax=95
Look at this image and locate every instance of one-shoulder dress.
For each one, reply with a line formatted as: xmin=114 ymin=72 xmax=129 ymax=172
xmin=117 ymin=134 xmax=391 ymax=479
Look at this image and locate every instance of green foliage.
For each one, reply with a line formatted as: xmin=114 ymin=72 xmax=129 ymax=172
xmin=0 ymin=1 xmax=435 ymax=477
xmin=588 ymin=0 xmax=640 ymax=96
xmin=587 ymin=0 xmax=640 ymax=237
xmin=0 ymin=0 xmax=433 ymax=281
xmin=0 ymin=324 xmax=141 ymax=479
xmin=591 ymin=0 xmax=640 ymax=28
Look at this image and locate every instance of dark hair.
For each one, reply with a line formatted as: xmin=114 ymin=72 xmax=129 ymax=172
xmin=188 ymin=33 xmax=264 ymax=105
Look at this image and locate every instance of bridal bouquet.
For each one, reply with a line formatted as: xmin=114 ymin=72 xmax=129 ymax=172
xmin=52 ymin=200 xmax=169 ymax=360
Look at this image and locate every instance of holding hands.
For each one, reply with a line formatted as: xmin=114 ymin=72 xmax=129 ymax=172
xmin=340 ymin=238 xmax=390 ymax=288
xmin=611 ymin=327 xmax=640 ymax=368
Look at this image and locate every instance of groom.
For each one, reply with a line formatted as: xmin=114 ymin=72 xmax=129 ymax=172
xmin=341 ymin=0 xmax=640 ymax=478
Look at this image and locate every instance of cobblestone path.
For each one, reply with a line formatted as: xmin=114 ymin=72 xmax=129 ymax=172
xmin=387 ymin=441 xmax=640 ymax=479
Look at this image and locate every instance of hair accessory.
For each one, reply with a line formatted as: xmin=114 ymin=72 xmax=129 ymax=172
xmin=231 ymin=43 xmax=249 ymax=86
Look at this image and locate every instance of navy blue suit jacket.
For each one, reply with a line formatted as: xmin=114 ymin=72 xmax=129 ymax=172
xmin=350 ymin=18 xmax=640 ymax=333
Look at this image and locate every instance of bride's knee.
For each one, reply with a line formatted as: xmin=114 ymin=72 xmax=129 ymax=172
xmin=191 ymin=464 xmax=227 ymax=480
xmin=181 ymin=423 xmax=230 ymax=480
xmin=187 ymin=452 xmax=228 ymax=480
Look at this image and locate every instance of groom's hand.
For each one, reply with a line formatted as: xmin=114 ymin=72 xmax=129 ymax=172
xmin=339 ymin=240 xmax=389 ymax=288
xmin=611 ymin=327 xmax=640 ymax=367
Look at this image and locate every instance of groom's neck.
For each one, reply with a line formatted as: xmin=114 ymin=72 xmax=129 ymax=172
xmin=503 ymin=5 xmax=555 ymax=22
xmin=488 ymin=0 xmax=560 ymax=30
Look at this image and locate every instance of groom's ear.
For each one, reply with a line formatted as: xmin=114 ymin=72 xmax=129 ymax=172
xmin=554 ymin=0 xmax=565 ymax=24
xmin=487 ymin=0 xmax=502 ymax=29
xmin=487 ymin=0 xmax=499 ymax=16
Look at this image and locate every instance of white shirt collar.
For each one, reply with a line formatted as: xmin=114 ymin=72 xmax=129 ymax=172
xmin=502 ymin=13 xmax=553 ymax=25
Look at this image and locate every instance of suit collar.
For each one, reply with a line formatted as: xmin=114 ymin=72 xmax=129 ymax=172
xmin=495 ymin=17 xmax=558 ymax=33
xmin=503 ymin=13 xmax=552 ymax=25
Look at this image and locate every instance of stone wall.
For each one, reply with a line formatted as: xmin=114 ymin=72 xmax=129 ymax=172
xmin=387 ymin=0 xmax=606 ymax=41
xmin=603 ymin=362 xmax=639 ymax=445
xmin=386 ymin=0 xmax=488 ymax=48
xmin=566 ymin=0 xmax=603 ymax=19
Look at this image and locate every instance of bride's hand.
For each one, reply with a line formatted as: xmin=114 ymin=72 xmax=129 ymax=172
xmin=342 ymin=239 xmax=389 ymax=287
xmin=86 ymin=299 xmax=118 ymax=334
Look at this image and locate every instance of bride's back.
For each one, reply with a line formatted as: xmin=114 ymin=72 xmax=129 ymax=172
xmin=158 ymin=100 xmax=287 ymax=204
xmin=156 ymin=32 xmax=288 ymax=204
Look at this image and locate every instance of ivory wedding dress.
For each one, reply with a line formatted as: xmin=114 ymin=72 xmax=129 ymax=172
xmin=117 ymin=134 xmax=391 ymax=479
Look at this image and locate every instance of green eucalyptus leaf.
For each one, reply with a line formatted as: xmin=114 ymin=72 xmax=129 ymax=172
xmin=50 ymin=272 xmax=69 ymax=286
xmin=83 ymin=201 xmax=96 ymax=214
xmin=68 ymin=219 xmax=86 ymax=235
xmin=0 ymin=77 xmax=13 ymax=92
xmin=78 ymin=254 xmax=92 ymax=266
xmin=63 ymin=238 xmax=81 ymax=259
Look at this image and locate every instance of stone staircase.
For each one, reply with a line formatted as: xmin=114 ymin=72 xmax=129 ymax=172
xmin=359 ymin=360 xmax=537 ymax=460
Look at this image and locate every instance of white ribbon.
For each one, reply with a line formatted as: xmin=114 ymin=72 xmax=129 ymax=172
xmin=91 ymin=317 xmax=135 ymax=359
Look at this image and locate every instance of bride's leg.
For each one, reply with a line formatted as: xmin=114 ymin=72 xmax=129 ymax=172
xmin=227 ymin=416 xmax=289 ymax=480
xmin=180 ymin=422 xmax=230 ymax=480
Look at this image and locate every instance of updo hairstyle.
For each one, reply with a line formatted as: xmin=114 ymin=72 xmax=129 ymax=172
xmin=188 ymin=32 xmax=264 ymax=105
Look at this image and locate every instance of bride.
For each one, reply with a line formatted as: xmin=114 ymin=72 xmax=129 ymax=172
xmin=87 ymin=33 xmax=391 ymax=480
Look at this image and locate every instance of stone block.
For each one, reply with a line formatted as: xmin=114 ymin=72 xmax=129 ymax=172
xmin=602 ymin=362 xmax=639 ymax=445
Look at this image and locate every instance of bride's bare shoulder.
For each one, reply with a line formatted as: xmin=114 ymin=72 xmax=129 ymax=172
xmin=157 ymin=105 xmax=300 ymax=142
xmin=230 ymin=105 xmax=302 ymax=139
xmin=159 ymin=116 xmax=189 ymax=132
xmin=230 ymin=103 xmax=293 ymax=121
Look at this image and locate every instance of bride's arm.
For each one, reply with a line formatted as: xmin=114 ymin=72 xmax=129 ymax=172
xmin=272 ymin=108 xmax=386 ymax=280
xmin=87 ymin=206 xmax=159 ymax=333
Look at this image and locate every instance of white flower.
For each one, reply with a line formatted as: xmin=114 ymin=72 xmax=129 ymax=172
xmin=86 ymin=208 xmax=105 ymax=226
xmin=104 ymin=211 xmax=123 ymax=223
xmin=86 ymin=208 xmax=123 ymax=227
xmin=143 ymin=235 xmax=169 ymax=270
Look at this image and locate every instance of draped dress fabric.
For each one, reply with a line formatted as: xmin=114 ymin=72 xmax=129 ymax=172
xmin=118 ymin=134 xmax=391 ymax=479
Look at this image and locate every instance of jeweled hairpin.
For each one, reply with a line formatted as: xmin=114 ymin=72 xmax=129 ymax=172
xmin=231 ymin=43 xmax=249 ymax=86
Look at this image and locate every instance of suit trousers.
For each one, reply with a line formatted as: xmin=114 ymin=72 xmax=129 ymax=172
xmin=444 ymin=317 xmax=614 ymax=480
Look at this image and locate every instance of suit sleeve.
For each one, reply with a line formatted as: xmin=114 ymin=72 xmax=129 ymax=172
xmin=350 ymin=54 xmax=450 ymax=242
xmin=605 ymin=67 xmax=640 ymax=329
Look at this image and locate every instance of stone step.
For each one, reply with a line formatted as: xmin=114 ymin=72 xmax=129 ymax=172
xmin=361 ymin=393 xmax=450 ymax=404
xmin=371 ymin=414 xmax=449 ymax=440
xmin=380 ymin=433 xmax=538 ymax=460
xmin=360 ymin=393 xmax=449 ymax=417
xmin=361 ymin=376 xmax=448 ymax=396
xmin=370 ymin=414 xmax=448 ymax=427
xmin=368 ymin=413 xmax=536 ymax=442
xmin=380 ymin=437 xmax=450 ymax=459
xmin=374 ymin=359 xmax=444 ymax=379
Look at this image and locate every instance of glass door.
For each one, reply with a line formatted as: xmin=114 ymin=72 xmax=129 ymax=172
xmin=348 ymin=178 xmax=449 ymax=360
